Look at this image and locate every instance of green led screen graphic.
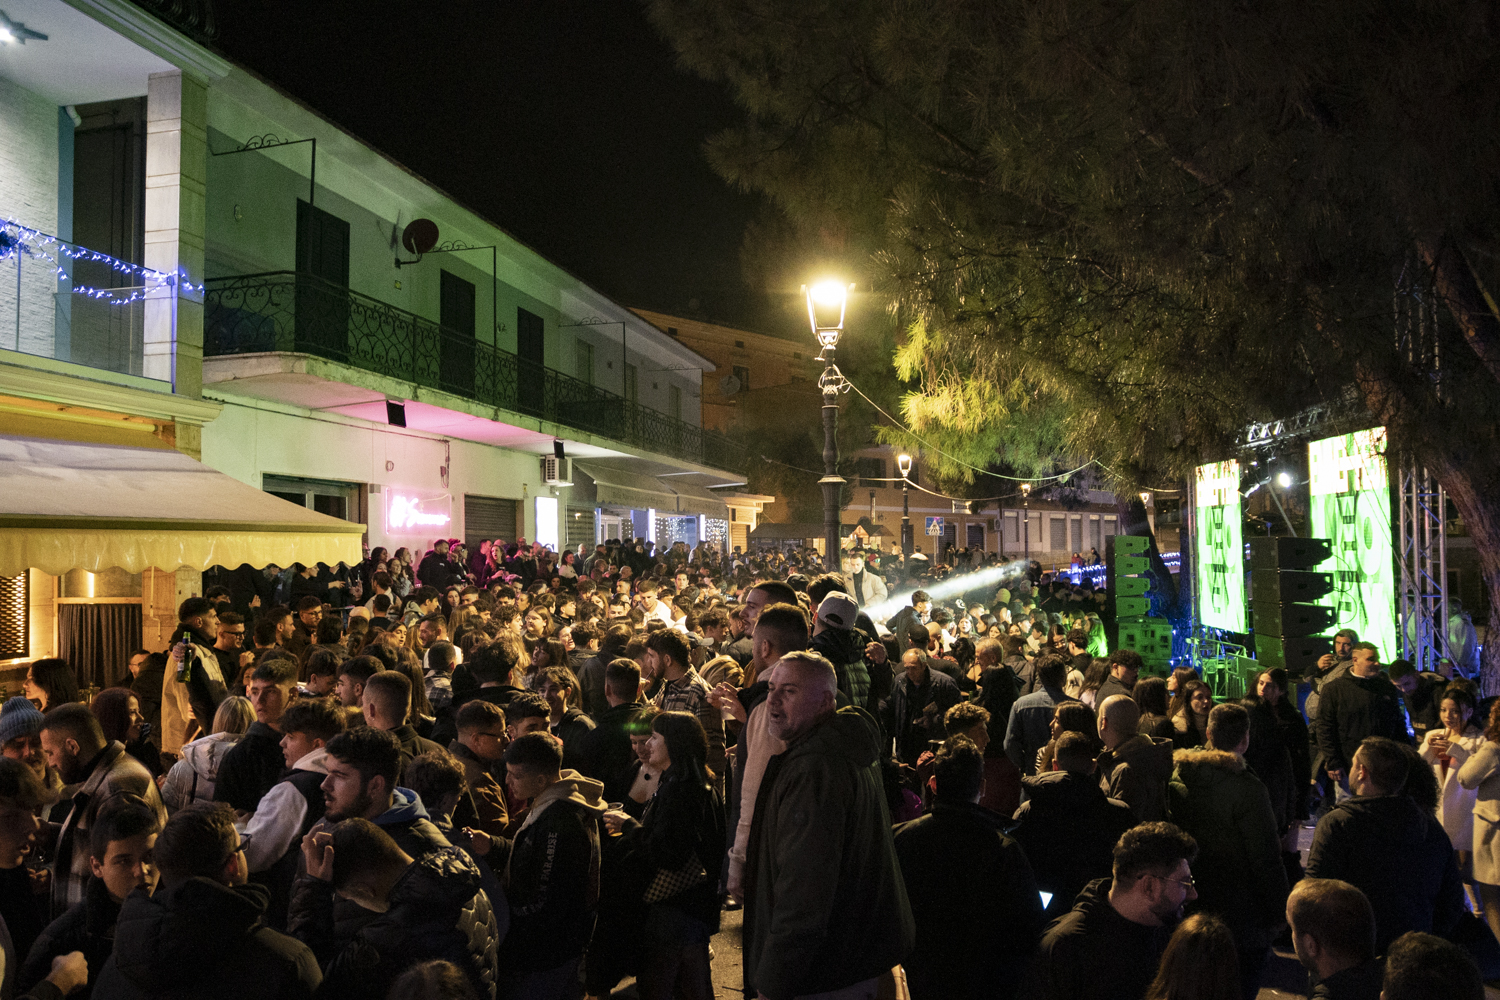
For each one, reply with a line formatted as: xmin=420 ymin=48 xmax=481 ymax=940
xmin=1195 ymin=460 xmax=1245 ymax=632
xmin=1307 ymin=428 xmax=1397 ymax=660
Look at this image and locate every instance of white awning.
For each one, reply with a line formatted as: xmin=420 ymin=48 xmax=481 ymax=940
xmin=0 ymin=434 xmax=364 ymax=576
xmin=666 ymin=479 xmax=730 ymax=519
xmin=574 ymin=463 xmax=679 ymax=512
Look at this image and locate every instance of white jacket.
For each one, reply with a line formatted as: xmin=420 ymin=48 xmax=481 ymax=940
xmin=1422 ymin=727 xmax=1485 ymax=851
xmin=160 ymin=731 xmax=244 ymax=812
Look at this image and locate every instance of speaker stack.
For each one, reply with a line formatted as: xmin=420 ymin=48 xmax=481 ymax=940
xmin=1248 ymin=537 xmax=1335 ymax=674
xmin=1106 ymin=535 xmax=1173 ymax=674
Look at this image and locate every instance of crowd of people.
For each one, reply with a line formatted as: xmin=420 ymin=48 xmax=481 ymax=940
xmin=0 ymin=534 xmax=1490 ymax=1000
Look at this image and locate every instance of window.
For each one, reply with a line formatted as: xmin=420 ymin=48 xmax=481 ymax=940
xmin=669 ymin=385 xmax=682 ymax=421
xmin=263 ymin=475 xmax=361 ymax=523
xmin=855 ymin=457 xmax=884 ymax=485
xmin=732 ymin=365 xmax=750 ymax=393
xmin=624 ymin=363 xmax=638 ymax=404
xmin=1050 ymin=516 xmax=1067 ymax=552
xmin=967 ymin=523 xmax=986 ymax=550
xmin=1004 ymin=510 xmax=1020 ymax=544
xmin=575 ymin=338 xmax=594 ymax=385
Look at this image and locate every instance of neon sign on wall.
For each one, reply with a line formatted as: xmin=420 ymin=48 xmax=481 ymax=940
xmin=386 ymin=491 xmax=452 ymax=535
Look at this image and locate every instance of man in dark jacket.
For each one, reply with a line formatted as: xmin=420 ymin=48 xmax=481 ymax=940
xmin=746 ymin=651 xmax=915 ymax=1000
xmin=1315 ymin=643 xmax=1408 ymax=795
xmin=1095 ymin=695 xmax=1176 ymax=822
xmin=809 ymin=592 xmax=880 ymax=717
xmin=1010 ymin=732 xmax=1134 ymax=920
xmin=1286 ymin=878 xmax=1384 ymax=1000
xmin=1305 ymin=736 xmax=1466 ymax=951
xmin=20 ymin=800 xmax=159 ymax=998
xmin=576 ymin=659 xmax=644 ymax=804
xmin=359 ymin=670 xmax=444 ymax=772
xmin=1023 ymin=821 xmax=1199 ymax=1000
xmin=894 ymin=737 xmax=1043 ymax=1000
xmin=576 ymin=624 xmax=632 ymax=720
xmin=417 ymin=540 xmax=465 ymax=590
xmin=448 ymin=700 xmax=510 ymax=838
xmin=494 ymin=731 xmax=606 ymax=999
xmin=1095 ymin=648 xmax=1141 ymax=704
xmin=884 ymin=648 xmax=963 ymax=764
xmin=292 ymin=819 xmax=500 ymax=1000
xmin=1166 ymin=703 xmax=1290 ymax=994
xmin=883 ymin=590 xmax=931 ymax=644
xmin=214 ymin=658 xmax=299 ymax=814
xmin=288 ymin=727 xmax=451 ymax=947
xmin=92 ymin=802 xmax=321 ymax=1000
xmin=1004 ymin=655 xmax=1070 ymax=777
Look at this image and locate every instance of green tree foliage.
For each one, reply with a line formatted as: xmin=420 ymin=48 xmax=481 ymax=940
xmin=649 ymin=0 xmax=1500 ymax=684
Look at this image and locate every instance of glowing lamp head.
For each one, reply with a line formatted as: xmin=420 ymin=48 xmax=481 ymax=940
xmin=1277 ymin=473 xmax=1292 ymax=488
xmin=897 ymin=453 xmax=912 ymax=477
xmin=0 ymin=27 xmax=12 ymax=42
xmin=1139 ymin=491 xmax=1152 ymax=507
xmin=1021 ymin=482 xmax=1032 ymax=497
xmin=804 ymin=280 xmax=852 ymax=341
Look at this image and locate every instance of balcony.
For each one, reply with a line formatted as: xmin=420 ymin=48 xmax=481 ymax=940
xmin=0 ymin=223 xmax=168 ymax=385
xmin=203 ymin=271 xmax=746 ymax=473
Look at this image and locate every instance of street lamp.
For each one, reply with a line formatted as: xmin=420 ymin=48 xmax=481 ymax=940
xmin=1021 ymin=482 xmax=1032 ymax=564
xmin=898 ymin=453 xmax=913 ymax=557
xmin=805 ymin=279 xmax=853 ymax=569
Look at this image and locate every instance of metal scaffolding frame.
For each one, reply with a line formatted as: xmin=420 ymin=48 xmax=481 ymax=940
xmin=1394 ymin=262 xmax=1451 ymax=669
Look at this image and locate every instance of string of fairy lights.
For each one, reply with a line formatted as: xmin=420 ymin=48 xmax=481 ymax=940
xmin=0 ymin=218 xmax=203 ymax=304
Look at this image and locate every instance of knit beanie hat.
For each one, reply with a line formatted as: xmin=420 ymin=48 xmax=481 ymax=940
xmin=0 ymin=695 xmax=44 ymax=745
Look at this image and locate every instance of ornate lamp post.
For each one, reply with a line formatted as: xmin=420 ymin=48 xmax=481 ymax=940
xmin=1021 ymin=482 xmax=1032 ymax=564
xmin=898 ymin=453 xmax=914 ymax=557
xmin=805 ymin=280 xmax=853 ymax=568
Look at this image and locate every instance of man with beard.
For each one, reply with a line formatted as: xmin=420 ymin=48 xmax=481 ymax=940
xmin=0 ymin=695 xmax=62 ymax=817
xmin=39 ymin=703 xmax=167 ymax=919
xmin=1024 ymin=822 xmax=1200 ymax=1000
xmin=162 ymin=597 xmax=230 ymax=758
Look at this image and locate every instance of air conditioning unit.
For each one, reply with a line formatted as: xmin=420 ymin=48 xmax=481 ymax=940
xmin=541 ymin=455 xmax=573 ymax=486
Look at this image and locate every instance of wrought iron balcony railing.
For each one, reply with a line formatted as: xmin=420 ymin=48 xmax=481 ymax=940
xmin=203 ymin=270 xmax=746 ymax=473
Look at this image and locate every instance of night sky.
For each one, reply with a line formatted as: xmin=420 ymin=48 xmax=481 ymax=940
xmin=211 ymin=0 xmax=783 ymax=335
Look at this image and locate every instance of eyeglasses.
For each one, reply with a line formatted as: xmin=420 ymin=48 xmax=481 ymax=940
xmin=1149 ymin=872 xmax=1196 ymax=890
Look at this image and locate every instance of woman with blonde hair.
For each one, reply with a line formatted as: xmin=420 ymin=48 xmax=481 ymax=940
xmin=158 ymin=694 xmax=254 ymax=811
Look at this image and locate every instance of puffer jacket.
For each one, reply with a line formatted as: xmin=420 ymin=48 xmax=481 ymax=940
xmin=158 ymin=731 xmax=244 ymax=812
xmin=290 ymin=847 xmax=500 ymax=1000
xmin=810 ymin=626 xmax=874 ymax=716
xmin=1166 ymin=748 xmax=1289 ymax=951
xmin=1095 ymin=733 xmax=1175 ymax=822
xmin=1306 ymin=793 xmax=1466 ymax=950
xmin=1010 ymin=770 xmax=1134 ymax=919
xmin=288 ymin=789 xmax=451 ymax=947
xmin=92 ymin=878 xmax=320 ymax=1000
xmin=745 ymin=708 xmax=915 ymax=1000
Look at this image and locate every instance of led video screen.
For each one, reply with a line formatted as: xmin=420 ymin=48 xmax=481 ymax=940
xmin=1194 ymin=459 xmax=1245 ymax=632
xmin=1307 ymin=428 xmax=1397 ymax=660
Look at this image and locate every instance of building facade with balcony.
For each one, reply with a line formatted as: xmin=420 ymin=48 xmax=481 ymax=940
xmin=0 ymin=0 xmax=742 ymax=692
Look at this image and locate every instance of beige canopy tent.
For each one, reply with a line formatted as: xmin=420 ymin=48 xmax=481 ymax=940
xmin=0 ymin=434 xmax=364 ymax=577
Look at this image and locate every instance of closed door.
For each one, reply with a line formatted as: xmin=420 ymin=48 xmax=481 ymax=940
xmin=517 ymin=307 xmax=545 ymax=413
xmin=295 ymin=200 xmax=350 ymax=359
xmin=440 ymin=270 xmax=476 ymax=396
xmin=1070 ymin=516 xmax=1083 ymax=553
xmin=1050 ymin=516 xmax=1067 ymax=552
xmin=967 ymin=523 xmax=985 ymax=550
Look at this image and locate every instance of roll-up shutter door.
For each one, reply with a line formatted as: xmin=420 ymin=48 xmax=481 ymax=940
xmin=565 ymin=506 xmax=595 ymax=551
xmin=464 ymin=495 xmax=518 ymax=549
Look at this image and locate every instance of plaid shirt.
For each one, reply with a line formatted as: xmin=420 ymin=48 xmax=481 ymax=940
xmin=653 ymin=669 xmax=725 ymax=791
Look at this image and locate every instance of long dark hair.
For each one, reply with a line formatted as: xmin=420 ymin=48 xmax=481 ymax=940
xmin=91 ymin=687 xmax=138 ymax=744
xmin=1145 ymin=913 xmax=1240 ymax=1000
xmin=28 ymin=658 xmax=78 ymax=708
xmin=653 ymin=710 xmax=712 ymax=787
xmin=1134 ymin=676 xmax=1170 ymax=716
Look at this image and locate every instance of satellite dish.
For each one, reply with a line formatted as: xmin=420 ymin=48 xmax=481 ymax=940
xmin=719 ymin=374 xmax=742 ymax=397
xmin=401 ymin=219 xmax=439 ymax=256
